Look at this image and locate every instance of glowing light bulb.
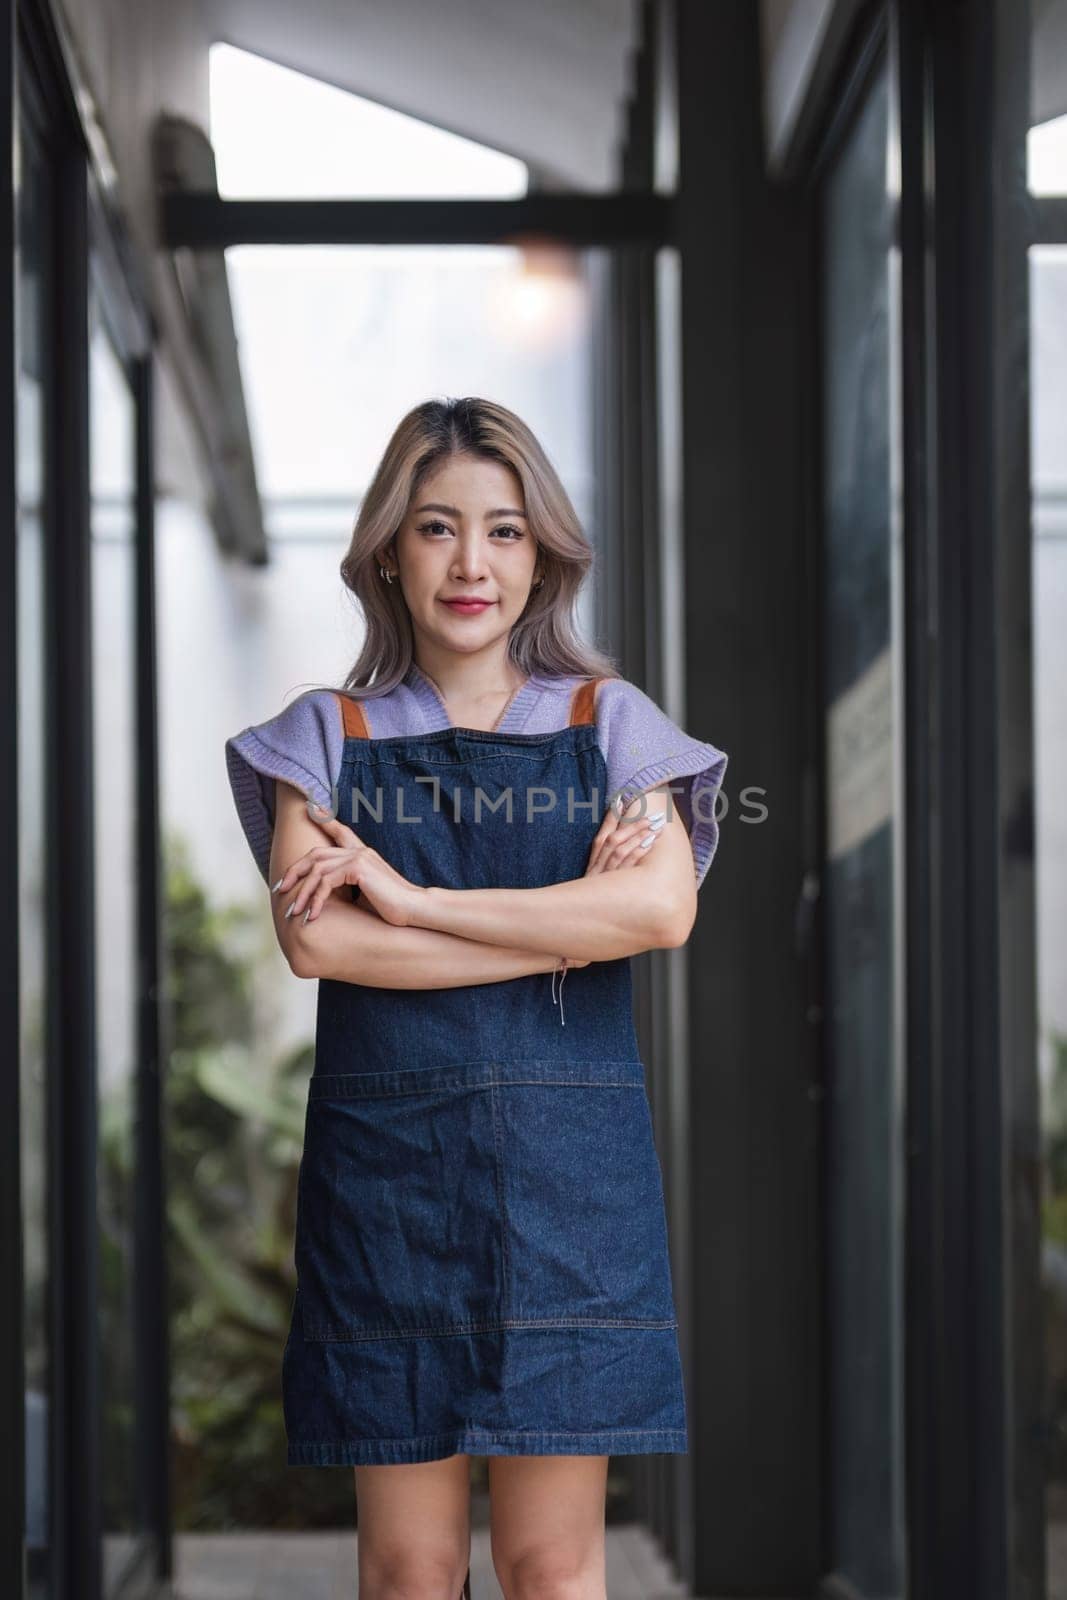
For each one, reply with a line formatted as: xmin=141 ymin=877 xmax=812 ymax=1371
xmin=487 ymin=236 xmax=587 ymax=352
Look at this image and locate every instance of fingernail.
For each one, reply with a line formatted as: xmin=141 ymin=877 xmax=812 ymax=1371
xmin=648 ymin=813 xmax=666 ymax=829
xmin=271 ymin=877 xmax=284 ymax=893
xmin=285 ymin=902 xmax=297 ymax=918
xmin=303 ymin=908 xmax=311 ymax=924
xmin=640 ymin=834 xmax=657 ymax=848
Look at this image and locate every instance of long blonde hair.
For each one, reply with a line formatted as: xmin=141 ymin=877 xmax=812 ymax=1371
xmin=321 ymin=396 xmax=622 ymax=699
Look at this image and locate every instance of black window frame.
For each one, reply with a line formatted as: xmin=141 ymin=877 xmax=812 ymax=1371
xmin=2 ymin=2 xmax=168 ymax=1596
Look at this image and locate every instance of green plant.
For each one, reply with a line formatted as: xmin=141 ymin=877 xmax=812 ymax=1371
xmin=163 ymin=831 xmax=355 ymax=1529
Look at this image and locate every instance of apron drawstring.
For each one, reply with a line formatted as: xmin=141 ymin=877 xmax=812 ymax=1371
xmin=551 ymin=957 xmax=569 ymax=1027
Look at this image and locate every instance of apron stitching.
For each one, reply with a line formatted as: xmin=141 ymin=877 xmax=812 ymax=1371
xmin=301 ymin=1316 xmax=681 ymax=1341
xmin=489 ymin=1067 xmax=512 ymax=1320
xmin=307 ymin=1079 xmax=645 ymax=1100
xmin=290 ymin=1427 xmax=688 ymax=1450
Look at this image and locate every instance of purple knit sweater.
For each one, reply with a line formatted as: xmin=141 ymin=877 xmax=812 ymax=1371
xmin=225 ymin=662 xmax=728 ymax=891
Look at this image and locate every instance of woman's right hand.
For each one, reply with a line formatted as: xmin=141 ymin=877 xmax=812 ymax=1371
xmin=276 ymin=808 xmax=426 ymax=929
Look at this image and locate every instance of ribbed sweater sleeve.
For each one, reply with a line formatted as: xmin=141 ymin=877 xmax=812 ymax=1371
xmin=224 ymin=689 xmax=343 ymax=883
xmin=594 ymin=678 xmax=728 ymax=890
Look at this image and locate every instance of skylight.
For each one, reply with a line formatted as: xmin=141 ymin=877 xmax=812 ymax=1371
xmin=208 ymin=43 xmax=527 ymax=200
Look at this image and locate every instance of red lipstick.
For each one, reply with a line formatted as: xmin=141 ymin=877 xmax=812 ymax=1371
xmin=440 ymin=598 xmax=494 ymax=614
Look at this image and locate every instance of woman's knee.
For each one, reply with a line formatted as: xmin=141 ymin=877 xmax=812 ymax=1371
xmin=357 ymin=1539 xmax=469 ymax=1600
xmin=492 ymin=1542 xmax=606 ymax=1600
xmin=354 ymin=1454 xmax=471 ymax=1597
xmin=488 ymin=1455 xmax=607 ymax=1599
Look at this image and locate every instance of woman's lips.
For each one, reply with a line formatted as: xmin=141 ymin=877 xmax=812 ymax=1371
xmin=440 ymin=599 xmax=494 ymax=614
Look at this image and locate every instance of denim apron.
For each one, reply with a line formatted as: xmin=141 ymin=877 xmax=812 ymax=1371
xmin=282 ymin=678 xmax=689 ymax=1467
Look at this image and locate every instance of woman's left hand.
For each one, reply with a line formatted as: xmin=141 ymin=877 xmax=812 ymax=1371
xmin=584 ymin=795 xmax=667 ymax=874
xmin=272 ymin=807 xmax=424 ymax=928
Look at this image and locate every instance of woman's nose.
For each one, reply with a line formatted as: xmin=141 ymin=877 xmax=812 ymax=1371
xmin=450 ymin=541 xmax=491 ymax=578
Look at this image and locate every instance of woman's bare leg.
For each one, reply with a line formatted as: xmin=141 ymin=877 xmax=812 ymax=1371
xmin=354 ymin=1455 xmax=472 ymax=1599
xmin=488 ymin=1455 xmax=609 ymax=1600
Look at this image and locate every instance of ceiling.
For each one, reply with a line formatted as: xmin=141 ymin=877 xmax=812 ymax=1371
xmin=203 ymin=0 xmax=643 ymax=190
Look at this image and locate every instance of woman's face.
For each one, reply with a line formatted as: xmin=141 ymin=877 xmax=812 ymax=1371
xmin=388 ymin=455 xmax=541 ymax=659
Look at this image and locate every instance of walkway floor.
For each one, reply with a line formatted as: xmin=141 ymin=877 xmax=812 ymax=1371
xmin=171 ymin=1519 xmax=688 ymax=1598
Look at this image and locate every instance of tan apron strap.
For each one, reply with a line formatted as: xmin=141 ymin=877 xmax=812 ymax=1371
xmin=337 ymin=692 xmax=371 ymax=740
xmin=569 ymin=677 xmax=602 ymax=727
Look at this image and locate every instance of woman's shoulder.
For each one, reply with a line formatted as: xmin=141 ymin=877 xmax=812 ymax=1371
xmin=529 ymin=671 xmax=670 ymax=730
xmin=571 ymin=673 xmax=731 ymax=890
xmin=224 ymin=688 xmax=347 ymax=884
xmin=225 ymin=687 xmax=346 ymax=766
xmin=226 ymin=674 xmax=426 ymax=749
xmin=522 ymin=671 xmax=646 ymax=731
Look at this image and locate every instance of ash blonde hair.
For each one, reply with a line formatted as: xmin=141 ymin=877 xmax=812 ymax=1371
xmin=323 ymin=396 xmax=622 ymax=698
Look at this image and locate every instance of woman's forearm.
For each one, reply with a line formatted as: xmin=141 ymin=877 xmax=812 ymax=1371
xmin=415 ymin=872 xmax=674 ymax=962
xmin=288 ymin=896 xmax=564 ymax=988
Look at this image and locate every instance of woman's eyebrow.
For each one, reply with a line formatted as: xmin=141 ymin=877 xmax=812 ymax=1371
xmin=413 ymin=503 xmax=528 ymax=518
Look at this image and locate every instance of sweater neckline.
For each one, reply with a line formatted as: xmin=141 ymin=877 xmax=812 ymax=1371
xmin=404 ymin=661 xmax=549 ymax=735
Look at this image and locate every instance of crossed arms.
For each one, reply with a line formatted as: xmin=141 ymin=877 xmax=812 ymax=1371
xmin=268 ymin=777 xmax=698 ymax=987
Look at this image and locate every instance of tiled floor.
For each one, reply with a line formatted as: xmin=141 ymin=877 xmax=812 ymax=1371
xmin=171 ymin=1520 xmax=689 ymax=1599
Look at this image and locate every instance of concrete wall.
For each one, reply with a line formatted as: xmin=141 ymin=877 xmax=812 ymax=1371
xmin=59 ymin=0 xmax=209 ymax=275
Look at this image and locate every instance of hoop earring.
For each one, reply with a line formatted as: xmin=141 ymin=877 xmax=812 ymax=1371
xmin=533 ymin=576 xmax=545 ymax=590
xmin=379 ymin=565 xmax=395 ymax=584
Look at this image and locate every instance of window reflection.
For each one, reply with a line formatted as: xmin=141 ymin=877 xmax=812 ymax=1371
xmin=89 ymin=288 xmax=145 ymax=1592
xmin=17 ymin=108 xmax=53 ymax=1600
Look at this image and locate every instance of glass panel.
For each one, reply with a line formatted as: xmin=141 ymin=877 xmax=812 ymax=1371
xmin=1032 ymin=234 xmax=1067 ymax=1576
xmin=820 ymin=53 xmax=907 ymax=1596
xmin=89 ymin=288 xmax=145 ymax=1592
xmin=17 ymin=109 xmax=54 ymax=1600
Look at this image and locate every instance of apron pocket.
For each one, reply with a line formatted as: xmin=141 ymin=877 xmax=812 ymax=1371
xmin=296 ymin=1071 xmax=505 ymax=1340
xmin=493 ymin=1062 xmax=678 ymax=1326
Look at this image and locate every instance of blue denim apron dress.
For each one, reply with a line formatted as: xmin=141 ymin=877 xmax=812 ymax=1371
xmin=282 ymin=677 xmax=689 ymax=1467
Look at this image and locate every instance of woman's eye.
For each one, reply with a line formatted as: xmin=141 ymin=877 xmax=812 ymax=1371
xmin=416 ymin=519 xmax=524 ymax=541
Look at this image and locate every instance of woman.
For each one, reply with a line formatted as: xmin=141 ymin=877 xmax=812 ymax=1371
xmin=225 ymin=397 xmax=728 ymax=1600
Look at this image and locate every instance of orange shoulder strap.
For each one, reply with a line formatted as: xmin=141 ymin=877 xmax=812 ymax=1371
xmin=337 ymin=692 xmax=371 ymax=740
xmin=341 ymin=684 xmax=593 ymax=736
xmin=568 ymin=677 xmax=602 ymax=727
